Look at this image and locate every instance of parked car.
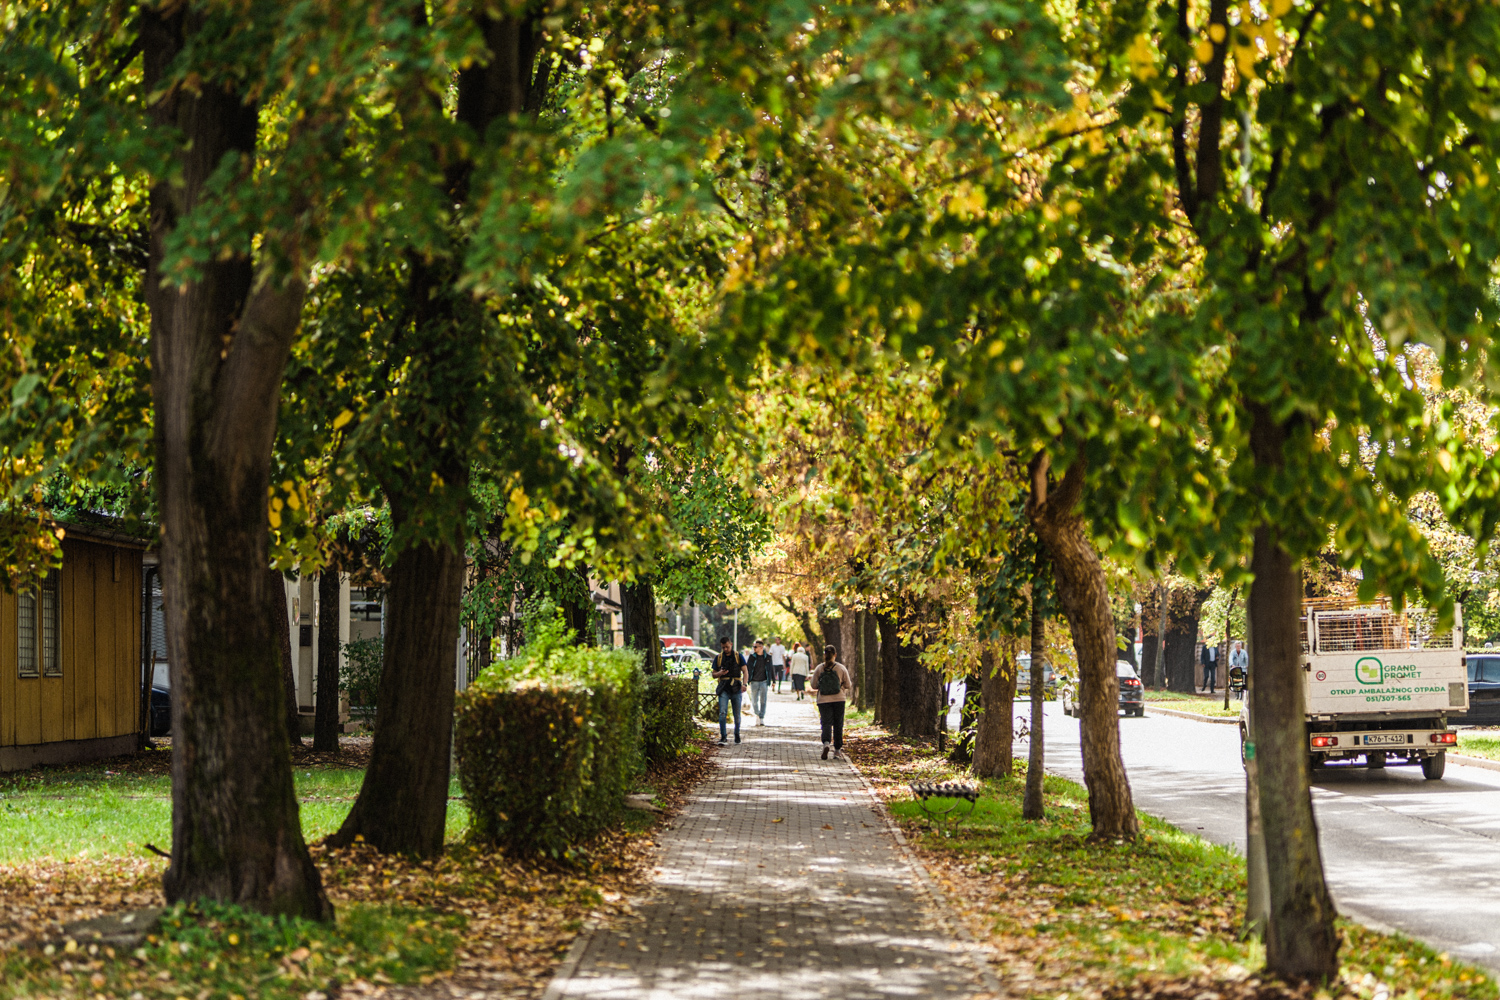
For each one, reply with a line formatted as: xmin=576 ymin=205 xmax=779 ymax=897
xmin=1015 ymin=654 xmax=1056 ymax=698
xmin=1448 ymin=651 xmax=1500 ymax=725
xmin=1060 ymin=660 xmax=1145 ymax=718
xmin=662 ymin=646 xmax=717 ymax=673
xmin=150 ymin=684 xmax=171 ymax=737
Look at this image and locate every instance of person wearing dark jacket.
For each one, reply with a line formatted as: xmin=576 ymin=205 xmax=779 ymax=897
xmin=712 ymin=637 xmax=747 ymax=745
xmin=745 ymin=640 xmax=775 ymax=726
xmin=1200 ymin=637 xmax=1219 ymax=695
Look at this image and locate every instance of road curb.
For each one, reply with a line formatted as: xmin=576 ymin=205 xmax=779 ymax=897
xmin=1142 ymin=704 xmax=1240 ymax=725
xmin=1450 ymin=752 xmax=1500 ymax=773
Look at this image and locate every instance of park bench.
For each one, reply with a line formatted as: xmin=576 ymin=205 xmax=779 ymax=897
xmin=910 ymin=780 xmax=980 ymax=826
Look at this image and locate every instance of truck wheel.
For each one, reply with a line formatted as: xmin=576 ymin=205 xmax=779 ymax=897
xmin=1422 ymin=752 xmax=1446 ymax=780
xmin=1367 ymin=751 xmax=1387 ymax=770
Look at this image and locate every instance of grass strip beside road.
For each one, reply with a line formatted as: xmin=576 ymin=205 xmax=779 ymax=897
xmin=846 ymin=732 xmax=1496 ymax=1000
xmin=1455 ymin=732 xmax=1500 ymax=762
xmin=1144 ymin=690 xmax=1243 ymax=718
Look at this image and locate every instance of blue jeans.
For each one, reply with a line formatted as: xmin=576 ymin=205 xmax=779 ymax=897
xmin=750 ymin=680 xmax=770 ymax=719
xmin=718 ymin=689 xmax=742 ymax=740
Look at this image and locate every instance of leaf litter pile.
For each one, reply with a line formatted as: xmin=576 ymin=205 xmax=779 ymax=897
xmin=844 ymin=731 xmax=1496 ymax=1000
xmin=0 ymin=731 xmax=718 ymax=1000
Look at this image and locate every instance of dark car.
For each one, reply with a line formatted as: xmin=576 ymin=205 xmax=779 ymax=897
xmin=1061 ymin=660 xmax=1145 ymax=718
xmin=150 ymin=685 xmax=171 ymax=737
xmin=1453 ymin=653 xmax=1500 ymax=725
xmin=1117 ymin=661 xmax=1144 ymax=716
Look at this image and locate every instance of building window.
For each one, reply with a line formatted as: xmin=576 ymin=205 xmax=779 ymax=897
xmin=18 ymin=568 xmax=59 ymax=679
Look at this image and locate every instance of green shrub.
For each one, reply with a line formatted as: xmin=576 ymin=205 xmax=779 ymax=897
xmin=455 ymin=609 xmax=644 ymax=857
xmin=642 ymin=674 xmax=697 ymax=764
xmin=341 ymin=636 xmax=384 ymax=710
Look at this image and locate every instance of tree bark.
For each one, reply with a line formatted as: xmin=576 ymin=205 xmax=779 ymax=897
xmin=1139 ymin=631 xmax=1161 ymax=689
xmin=620 ymin=579 xmax=662 ymax=673
xmin=272 ymin=570 xmax=301 ymax=747
xmin=877 ymin=611 xmax=901 ymax=726
xmin=818 ymin=614 xmax=841 ymax=659
xmin=328 ymin=539 xmax=465 ymax=855
xmin=1165 ymin=585 xmax=1213 ymax=691
xmin=840 ymin=611 xmax=859 ymax=705
xmin=1248 ymin=407 xmax=1339 ymax=979
xmin=1028 ymin=455 xmax=1138 ymax=840
xmin=896 ymin=609 xmax=940 ymax=737
xmin=863 ymin=611 xmax=880 ymax=713
xmin=1022 ymin=589 xmax=1046 ymax=820
xmin=972 ymin=641 xmax=1017 ymax=778
xmin=314 ymin=571 xmax=342 ymax=752
xmin=145 ymin=8 xmax=328 ymax=919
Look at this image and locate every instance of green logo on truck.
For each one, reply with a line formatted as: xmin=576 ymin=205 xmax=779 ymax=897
xmin=1355 ymin=657 xmax=1383 ymax=685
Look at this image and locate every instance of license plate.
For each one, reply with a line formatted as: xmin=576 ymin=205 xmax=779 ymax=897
xmin=1363 ymin=734 xmax=1406 ymax=746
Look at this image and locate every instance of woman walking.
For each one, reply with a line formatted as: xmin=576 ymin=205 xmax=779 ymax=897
xmin=809 ymin=644 xmax=853 ymax=760
xmin=789 ymin=642 xmax=811 ymax=700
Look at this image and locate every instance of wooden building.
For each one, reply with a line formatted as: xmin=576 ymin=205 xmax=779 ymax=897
xmin=0 ymin=525 xmax=145 ymax=771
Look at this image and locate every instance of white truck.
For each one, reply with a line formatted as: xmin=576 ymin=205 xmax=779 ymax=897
xmin=1242 ymin=601 xmax=1467 ymax=779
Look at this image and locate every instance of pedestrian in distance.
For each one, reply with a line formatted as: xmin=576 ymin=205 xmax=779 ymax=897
xmin=810 ymin=644 xmax=853 ymax=760
xmin=712 ymin=637 xmax=747 ymax=745
xmin=745 ymin=639 xmax=775 ymax=726
xmin=789 ymin=642 xmax=811 ymax=700
xmin=1228 ymin=640 xmax=1249 ymax=700
xmin=769 ymin=636 xmax=788 ymax=693
xmin=1200 ymin=636 xmax=1219 ymax=695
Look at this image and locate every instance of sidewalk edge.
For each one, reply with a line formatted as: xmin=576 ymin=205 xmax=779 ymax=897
xmin=1143 ymin=704 xmax=1240 ymax=726
xmin=845 ymin=755 xmax=1004 ymax=999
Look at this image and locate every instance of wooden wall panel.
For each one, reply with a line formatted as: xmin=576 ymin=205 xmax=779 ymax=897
xmin=1 ymin=590 xmax=15 ymax=747
xmin=81 ymin=542 xmax=104 ymax=740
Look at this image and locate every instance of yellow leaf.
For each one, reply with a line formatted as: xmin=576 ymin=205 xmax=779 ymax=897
xmin=332 ymin=409 xmax=354 ymax=430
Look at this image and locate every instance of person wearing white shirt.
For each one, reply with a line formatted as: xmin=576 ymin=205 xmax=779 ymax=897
xmin=788 ymin=642 xmax=811 ymax=701
xmin=769 ymin=637 xmax=788 ymax=693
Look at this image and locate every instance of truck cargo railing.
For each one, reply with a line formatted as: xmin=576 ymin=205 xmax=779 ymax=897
xmin=1308 ymin=605 xmax=1458 ymax=655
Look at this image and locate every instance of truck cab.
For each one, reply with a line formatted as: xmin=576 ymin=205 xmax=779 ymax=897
xmin=1241 ymin=601 xmax=1465 ymax=780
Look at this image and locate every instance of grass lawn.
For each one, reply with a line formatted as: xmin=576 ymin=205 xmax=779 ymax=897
xmin=847 ymin=731 xmax=1496 ymax=1000
xmin=0 ymin=764 xmax=468 ymax=863
xmin=1144 ymin=689 xmax=1243 ymax=718
xmin=0 ymin=729 xmax=719 ymax=1000
xmin=1455 ymin=731 xmax=1500 ymax=761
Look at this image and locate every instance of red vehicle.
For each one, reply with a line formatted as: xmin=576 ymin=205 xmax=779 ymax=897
xmin=660 ymin=635 xmax=695 ymax=648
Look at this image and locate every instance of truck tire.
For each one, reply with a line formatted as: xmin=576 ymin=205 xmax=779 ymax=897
xmin=1422 ymin=752 xmax=1446 ymax=780
xmin=1367 ymin=751 xmax=1387 ymax=770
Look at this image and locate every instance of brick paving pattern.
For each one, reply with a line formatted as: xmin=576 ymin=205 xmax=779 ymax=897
xmin=544 ymin=691 xmax=992 ymax=1000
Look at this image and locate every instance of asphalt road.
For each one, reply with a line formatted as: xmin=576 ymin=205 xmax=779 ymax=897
xmin=1021 ymin=701 xmax=1500 ymax=971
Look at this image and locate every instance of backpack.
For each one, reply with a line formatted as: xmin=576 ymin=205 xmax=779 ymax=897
xmin=817 ymin=662 xmax=843 ymax=696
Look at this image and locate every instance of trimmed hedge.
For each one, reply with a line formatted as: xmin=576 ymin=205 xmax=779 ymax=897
xmin=456 ymin=627 xmax=644 ymax=858
xmin=642 ymin=674 xmax=697 ymax=765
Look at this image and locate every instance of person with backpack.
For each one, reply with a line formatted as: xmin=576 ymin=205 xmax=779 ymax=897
xmin=809 ymin=645 xmax=853 ymax=760
xmin=711 ymin=636 xmax=747 ymax=745
xmin=745 ymin=639 xmax=776 ymax=726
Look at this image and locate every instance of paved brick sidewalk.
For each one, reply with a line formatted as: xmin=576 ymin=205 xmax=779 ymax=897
xmin=544 ymin=691 xmax=993 ymax=1000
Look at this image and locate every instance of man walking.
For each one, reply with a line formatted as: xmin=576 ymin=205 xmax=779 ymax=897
xmin=769 ymin=636 xmax=788 ymax=693
xmin=745 ymin=639 xmax=775 ymax=726
xmin=712 ymin=637 xmax=747 ymax=745
xmin=809 ymin=645 xmax=853 ymax=760
xmin=1200 ymin=636 xmax=1219 ymax=695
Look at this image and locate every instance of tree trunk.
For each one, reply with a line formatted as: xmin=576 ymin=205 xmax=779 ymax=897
xmin=272 ymin=570 xmax=301 ymax=747
xmin=314 ymin=571 xmax=342 ymax=752
xmin=1139 ymin=631 xmax=1161 ymax=689
xmin=328 ymin=539 xmax=465 ymax=855
xmin=1028 ymin=455 xmax=1138 ymax=840
xmin=1248 ymin=406 xmax=1339 ymax=979
xmin=840 ymin=611 xmax=858 ymax=705
xmin=1022 ymin=589 xmax=1046 ymax=820
xmin=818 ymin=614 xmax=841 ymax=659
xmin=863 ymin=611 xmax=880 ymax=713
xmin=972 ymin=641 xmax=1017 ymax=778
xmin=145 ymin=8 xmax=328 ymax=919
xmin=877 ymin=611 xmax=901 ymax=726
xmin=620 ymin=579 xmax=662 ymax=673
xmin=896 ymin=611 xmax=940 ymax=737
xmin=1165 ymin=585 xmax=1212 ymax=691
